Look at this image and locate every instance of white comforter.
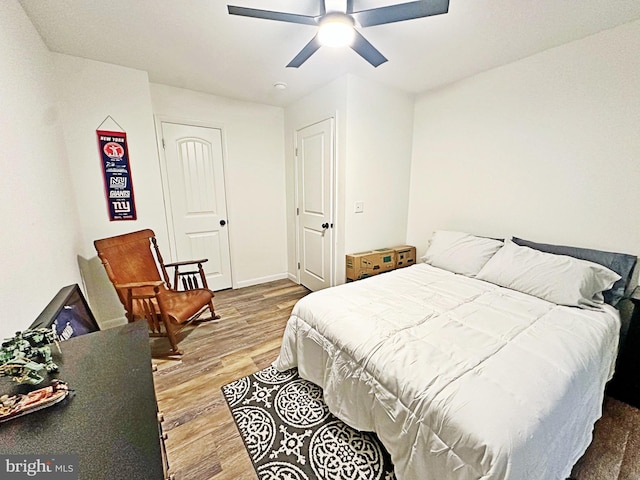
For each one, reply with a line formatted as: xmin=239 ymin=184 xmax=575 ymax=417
xmin=274 ymin=264 xmax=620 ymax=480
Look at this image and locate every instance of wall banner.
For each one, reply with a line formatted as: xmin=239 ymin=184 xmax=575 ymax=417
xmin=96 ymin=130 xmax=137 ymax=221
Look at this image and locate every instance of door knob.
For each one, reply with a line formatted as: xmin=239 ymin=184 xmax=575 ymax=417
xmin=220 ymin=220 xmax=227 ymax=226
xmin=321 ymin=223 xmax=329 ymax=229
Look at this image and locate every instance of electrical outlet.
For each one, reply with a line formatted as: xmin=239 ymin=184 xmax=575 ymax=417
xmin=354 ymin=201 xmax=364 ymax=213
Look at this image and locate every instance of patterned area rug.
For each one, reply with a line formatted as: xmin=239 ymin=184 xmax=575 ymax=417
xmin=222 ymin=365 xmax=396 ymax=480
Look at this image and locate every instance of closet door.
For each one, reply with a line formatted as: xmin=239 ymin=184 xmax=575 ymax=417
xmin=296 ymin=117 xmax=335 ymax=291
xmin=160 ymin=122 xmax=232 ymax=291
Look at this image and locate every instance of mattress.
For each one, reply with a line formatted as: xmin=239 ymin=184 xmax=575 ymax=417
xmin=274 ymin=263 xmax=620 ymax=480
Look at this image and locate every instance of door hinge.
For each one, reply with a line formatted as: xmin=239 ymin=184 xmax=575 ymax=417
xmin=296 ymin=207 xmax=299 ymax=215
xmin=295 ymin=147 xmax=298 ymax=157
xmin=297 ymin=262 xmax=300 ymax=269
xmin=162 ymin=138 xmax=166 ymax=149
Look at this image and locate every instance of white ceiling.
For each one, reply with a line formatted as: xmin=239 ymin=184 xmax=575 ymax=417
xmin=18 ymin=0 xmax=640 ymax=107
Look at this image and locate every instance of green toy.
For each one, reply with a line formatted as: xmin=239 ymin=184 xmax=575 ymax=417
xmin=0 ymin=329 xmax=60 ymax=385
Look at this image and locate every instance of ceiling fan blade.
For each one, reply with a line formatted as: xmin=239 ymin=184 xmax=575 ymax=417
xmin=352 ymin=0 xmax=449 ymax=27
xmin=350 ymin=31 xmax=387 ymax=67
xmin=227 ymin=5 xmax=317 ymax=25
xmin=286 ymin=35 xmax=322 ymax=68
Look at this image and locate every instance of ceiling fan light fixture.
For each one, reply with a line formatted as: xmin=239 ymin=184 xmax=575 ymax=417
xmin=228 ymin=0 xmax=450 ymax=67
xmin=317 ymin=13 xmax=355 ymax=48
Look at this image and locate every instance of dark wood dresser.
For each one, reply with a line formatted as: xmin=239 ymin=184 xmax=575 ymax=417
xmin=0 ymin=321 xmax=167 ymax=479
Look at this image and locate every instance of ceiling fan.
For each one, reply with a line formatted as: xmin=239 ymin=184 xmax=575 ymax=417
xmin=227 ymin=0 xmax=450 ymax=68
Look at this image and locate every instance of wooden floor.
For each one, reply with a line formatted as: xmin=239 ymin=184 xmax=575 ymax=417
xmin=152 ymin=279 xmax=310 ymax=480
xmin=151 ymin=279 xmax=640 ymax=480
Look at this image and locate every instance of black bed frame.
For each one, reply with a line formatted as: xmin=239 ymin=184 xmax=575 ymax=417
xmin=607 ymin=287 xmax=640 ymax=408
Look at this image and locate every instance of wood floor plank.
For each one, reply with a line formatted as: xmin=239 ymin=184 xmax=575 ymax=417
xmin=153 ymin=280 xmax=308 ymax=479
xmin=150 ymin=278 xmax=640 ymax=480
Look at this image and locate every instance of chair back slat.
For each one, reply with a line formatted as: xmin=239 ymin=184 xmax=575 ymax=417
xmin=94 ymin=229 xmax=163 ymax=307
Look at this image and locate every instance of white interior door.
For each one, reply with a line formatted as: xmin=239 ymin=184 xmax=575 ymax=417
xmin=160 ymin=122 xmax=232 ymax=291
xmin=296 ymin=118 xmax=334 ymax=291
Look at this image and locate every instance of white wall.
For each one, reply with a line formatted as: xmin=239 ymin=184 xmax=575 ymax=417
xmin=51 ymin=59 xmax=289 ymax=325
xmin=344 ymin=76 xmax=414 ymax=254
xmin=150 ymin=84 xmax=288 ymax=288
xmin=284 ymin=75 xmax=414 ymax=285
xmin=0 ymin=1 xmax=84 ymax=338
xmin=407 ymin=19 xmax=640 ymax=258
xmin=52 ymin=54 xmax=166 ymax=326
xmin=9 ymin=0 xmax=638 ymax=337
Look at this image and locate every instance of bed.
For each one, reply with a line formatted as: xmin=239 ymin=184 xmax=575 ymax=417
xmin=274 ymin=232 xmax=637 ymax=480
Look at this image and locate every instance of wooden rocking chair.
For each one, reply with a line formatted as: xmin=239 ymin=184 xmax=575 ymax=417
xmin=94 ymin=229 xmax=219 ymax=355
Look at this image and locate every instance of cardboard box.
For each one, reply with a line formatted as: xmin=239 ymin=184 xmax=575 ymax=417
xmin=392 ymin=245 xmax=416 ymax=269
xmin=346 ymin=248 xmax=396 ymax=281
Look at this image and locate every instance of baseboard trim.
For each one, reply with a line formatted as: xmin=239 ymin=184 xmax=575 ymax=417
xmin=233 ymin=273 xmax=290 ymax=289
xmin=99 ymin=316 xmax=127 ymax=330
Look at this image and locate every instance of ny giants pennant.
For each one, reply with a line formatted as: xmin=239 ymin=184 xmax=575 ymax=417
xmin=96 ymin=130 xmax=137 ymax=221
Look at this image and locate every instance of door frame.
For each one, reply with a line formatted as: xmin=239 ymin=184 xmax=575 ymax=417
xmin=294 ymin=116 xmax=337 ymax=289
xmin=153 ymin=115 xmax=233 ymax=286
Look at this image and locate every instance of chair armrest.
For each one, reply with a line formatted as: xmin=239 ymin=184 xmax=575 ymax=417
xmin=115 ymin=280 xmax=164 ymax=290
xmin=115 ymin=281 xmax=165 ymax=324
xmin=164 ymin=259 xmax=208 ymax=268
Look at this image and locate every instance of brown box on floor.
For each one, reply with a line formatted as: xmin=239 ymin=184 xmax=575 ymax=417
xmin=346 ymin=248 xmax=396 ymax=282
xmin=392 ymin=245 xmax=416 ymax=269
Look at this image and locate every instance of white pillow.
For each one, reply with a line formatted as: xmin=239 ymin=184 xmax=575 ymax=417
xmin=421 ymin=231 xmax=504 ymax=277
xmin=476 ymin=241 xmax=621 ymax=308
